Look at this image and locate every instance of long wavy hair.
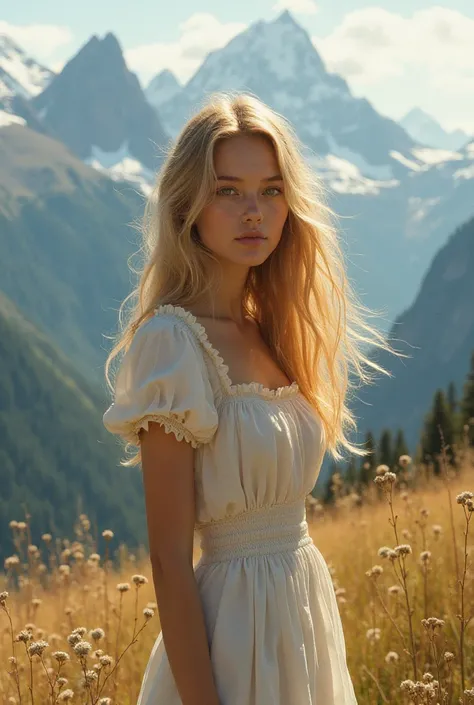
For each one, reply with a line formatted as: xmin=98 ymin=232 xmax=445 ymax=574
xmin=105 ymin=91 xmax=402 ymax=467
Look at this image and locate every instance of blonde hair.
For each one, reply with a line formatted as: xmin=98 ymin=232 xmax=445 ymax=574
xmin=105 ymin=91 xmax=402 ymax=467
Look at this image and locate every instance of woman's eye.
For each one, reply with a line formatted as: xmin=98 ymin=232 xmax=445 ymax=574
xmin=217 ymin=186 xmax=283 ymax=196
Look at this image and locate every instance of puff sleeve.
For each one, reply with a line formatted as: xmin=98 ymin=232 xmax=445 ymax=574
xmin=102 ymin=315 xmax=219 ymax=448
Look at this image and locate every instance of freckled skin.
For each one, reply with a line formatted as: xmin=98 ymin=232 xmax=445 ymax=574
xmin=194 ymin=133 xmax=289 ymax=268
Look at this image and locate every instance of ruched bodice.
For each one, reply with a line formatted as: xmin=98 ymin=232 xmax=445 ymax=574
xmin=103 ymin=304 xmax=358 ymax=704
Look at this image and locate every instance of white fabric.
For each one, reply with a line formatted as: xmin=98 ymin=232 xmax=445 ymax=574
xmin=103 ymin=304 xmax=358 ymax=704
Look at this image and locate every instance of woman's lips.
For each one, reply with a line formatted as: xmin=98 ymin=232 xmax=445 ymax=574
xmin=235 ymin=236 xmax=266 ymax=244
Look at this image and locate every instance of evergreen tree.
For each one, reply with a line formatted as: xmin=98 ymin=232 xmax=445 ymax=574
xmin=460 ymin=351 xmax=474 ymax=446
xmin=323 ymin=462 xmax=339 ymax=505
xmin=345 ymin=456 xmax=358 ymax=490
xmin=447 ymin=381 xmax=457 ymax=414
xmin=378 ymin=429 xmax=393 ymax=468
xmin=392 ymin=429 xmax=409 ymax=467
xmin=358 ymin=431 xmax=377 ymax=487
xmin=420 ymin=389 xmax=456 ymax=474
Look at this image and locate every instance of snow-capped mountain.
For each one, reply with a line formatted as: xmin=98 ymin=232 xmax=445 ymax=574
xmin=146 ymin=69 xmax=182 ymax=110
xmin=2 ymin=14 xmax=473 ymax=335
xmin=0 ymin=34 xmax=54 ymax=100
xmin=32 ymin=33 xmax=170 ymax=172
xmin=155 ymin=11 xmax=420 ymax=183
xmin=0 ymin=34 xmax=55 ymax=132
xmin=401 ymin=107 xmax=471 ymax=152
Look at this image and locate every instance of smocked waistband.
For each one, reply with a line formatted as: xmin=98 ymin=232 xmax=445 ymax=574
xmin=196 ymin=499 xmax=313 ymax=564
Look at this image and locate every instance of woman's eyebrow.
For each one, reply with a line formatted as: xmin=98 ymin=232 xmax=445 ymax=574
xmin=216 ymin=174 xmax=283 ymax=181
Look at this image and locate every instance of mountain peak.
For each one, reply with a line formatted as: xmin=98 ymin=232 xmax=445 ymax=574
xmin=0 ymin=33 xmax=54 ymax=99
xmin=273 ymin=9 xmax=298 ymax=26
xmin=146 ymin=68 xmax=182 ymax=109
xmin=32 ymin=31 xmax=168 ymax=170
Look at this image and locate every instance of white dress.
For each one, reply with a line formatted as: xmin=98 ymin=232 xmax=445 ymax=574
xmin=103 ymin=304 xmax=358 ymax=705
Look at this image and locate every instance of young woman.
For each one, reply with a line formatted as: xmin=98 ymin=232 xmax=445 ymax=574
xmin=103 ymin=92 xmax=396 ymax=704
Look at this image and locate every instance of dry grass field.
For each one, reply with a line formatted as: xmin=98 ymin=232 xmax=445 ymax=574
xmin=1 ymin=446 xmax=473 ymax=705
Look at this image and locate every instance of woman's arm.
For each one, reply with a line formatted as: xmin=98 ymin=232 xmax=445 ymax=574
xmin=139 ymin=422 xmax=220 ymax=705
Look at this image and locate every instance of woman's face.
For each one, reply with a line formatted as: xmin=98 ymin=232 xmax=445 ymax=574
xmin=194 ymin=133 xmax=289 ymax=268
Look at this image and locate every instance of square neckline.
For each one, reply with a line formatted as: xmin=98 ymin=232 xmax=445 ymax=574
xmin=154 ymin=303 xmax=300 ymax=400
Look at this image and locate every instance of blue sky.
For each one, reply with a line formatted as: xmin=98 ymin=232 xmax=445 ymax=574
xmin=2 ymin=0 xmax=474 ymax=133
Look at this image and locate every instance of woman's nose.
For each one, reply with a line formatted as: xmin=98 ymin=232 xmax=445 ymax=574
xmin=242 ymin=196 xmax=262 ymax=222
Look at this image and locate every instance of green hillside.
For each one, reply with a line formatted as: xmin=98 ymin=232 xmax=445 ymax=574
xmin=0 ymin=123 xmax=145 ymax=384
xmin=0 ymin=291 xmax=147 ymax=563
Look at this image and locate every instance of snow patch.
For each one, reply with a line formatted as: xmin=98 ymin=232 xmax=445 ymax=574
xmin=0 ymin=109 xmax=26 ymax=127
xmin=453 ymin=165 xmax=474 ymax=181
xmin=326 ymin=135 xmax=394 ymax=180
xmin=85 ymin=141 xmax=154 ymax=195
xmin=411 ymin=147 xmax=463 ymax=165
xmin=407 ymin=196 xmax=442 ymax=224
xmin=308 ymin=153 xmax=399 ymax=195
xmin=390 ymin=150 xmax=423 ymax=172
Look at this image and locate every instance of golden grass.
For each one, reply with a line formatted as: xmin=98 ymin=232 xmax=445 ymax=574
xmin=1 ymin=451 xmax=473 ymax=704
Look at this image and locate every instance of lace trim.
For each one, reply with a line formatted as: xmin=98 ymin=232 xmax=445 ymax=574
xmin=131 ymin=413 xmax=202 ymax=449
xmin=154 ymin=303 xmax=300 ymax=400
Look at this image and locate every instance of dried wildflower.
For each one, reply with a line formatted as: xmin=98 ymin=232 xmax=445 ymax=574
xmin=4 ymin=555 xmax=20 ymax=569
xmin=57 ymin=690 xmax=74 ymax=702
xmin=399 ymin=455 xmax=412 ymax=467
xmin=385 ymin=651 xmax=399 ymax=664
xmin=79 ymin=670 xmax=98 ymax=686
xmin=420 ymin=508 xmax=429 ymax=518
xmin=422 ymin=672 xmax=434 ymax=683
xmin=420 ymin=550 xmax=432 ymax=564
xmin=117 ymin=582 xmax=131 ymax=593
xmin=467 ymin=499 xmax=474 ymax=513
xmin=28 ymin=640 xmax=49 ymax=657
xmin=443 ymin=651 xmax=455 ymax=662
xmin=388 ymin=585 xmax=402 ymax=596
xmin=366 ymin=627 xmax=381 ymax=642
xmin=90 ymin=628 xmax=105 ymax=641
xmin=73 ymin=640 xmax=92 ymax=657
xmin=432 ymin=524 xmax=443 ymax=537
xmin=15 ymin=630 xmax=33 ymax=643
xmin=422 ymin=617 xmax=445 ymax=631
xmin=102 ymin=530 xmax=114 ymax=540
xmin=99 ymin=654 xmax=113 ymax=667
xmin=376 ymin=464 xmax=390 ymax=475
xmin=400 ymin=679 xmax=416 ymax=696
xmin=366 ymin=565 xmax=384 ymax=579
xmin=143 ymin=607 xmax=154 ymax=620
xmin=132 ymin=574 xmax=148 ymax=587
xmin=463 ymin=688 xmax=474 ymax=703
xmin=374 ymin=472 xmax=397 ymax=487
xmin=98 ymin=698 xmax=112 ymax=705
xmin=456 ymin=491 xmax=474 ymax=506
xmin=0 ymin=591 xmax=8 ymax=605
xmin=52 ymin=651 xmax=70 ymax=664
xmin=378 ymin=546 xmax=392 ymax=558
xmin=394 ymin=544 xmax=412 ymax=557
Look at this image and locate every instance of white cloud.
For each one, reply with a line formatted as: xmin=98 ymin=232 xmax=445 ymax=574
xmin=313 ymin=7 xmax=474 ymax=86
xmin=272 ymin=0 xmax=319 ymax=15
xmin=0 ymin=21 xmax=73 ymax=63
xmin=125 ymin=13 xmax=247 ymax=86
xmin=312 ymin=7 xmax=474 ymax=132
